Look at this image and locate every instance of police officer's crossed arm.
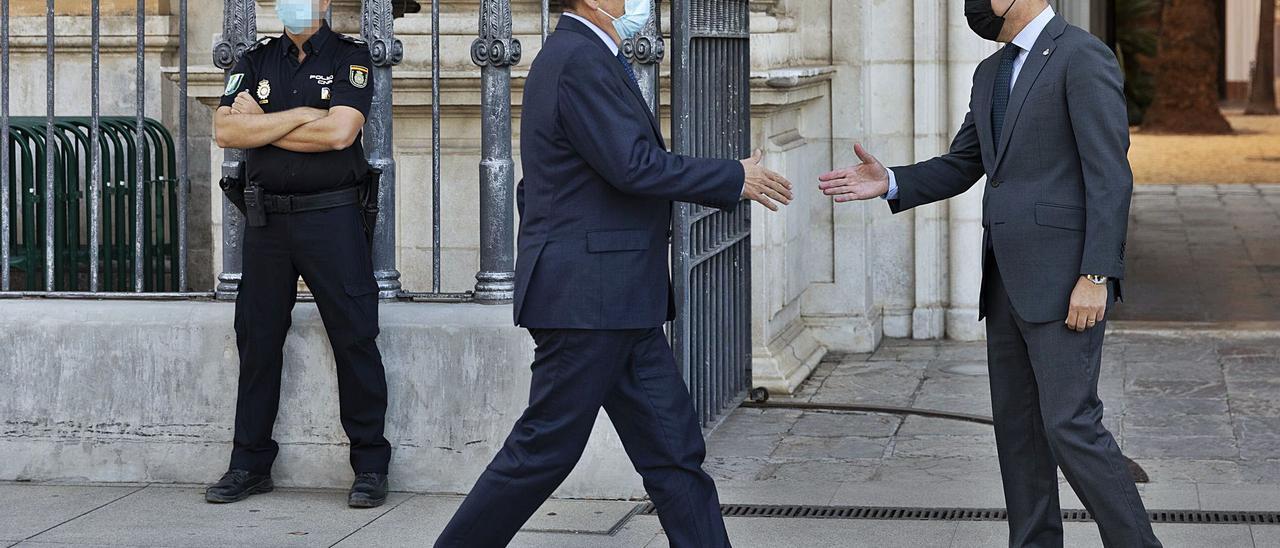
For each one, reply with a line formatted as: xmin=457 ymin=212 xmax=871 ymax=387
xmin=214 ymin=56 xmax=327 ymax=149
xmin=270 ymin=47 xmax=374 ymax=153
xmin=214 ymin=101 xmax=326 ymax=150
xmin=214 ymin=45 xmax=371 ymax=153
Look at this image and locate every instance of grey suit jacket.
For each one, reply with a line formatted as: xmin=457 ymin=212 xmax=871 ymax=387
xmin=889 ymin=15 xmax=1131 ymax=324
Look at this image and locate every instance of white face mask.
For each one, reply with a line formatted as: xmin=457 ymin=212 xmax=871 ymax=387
xmin=277 ymin=0 xmax=320 ymax=34
xmin=597 ymin=0 xmax=651 ymax=41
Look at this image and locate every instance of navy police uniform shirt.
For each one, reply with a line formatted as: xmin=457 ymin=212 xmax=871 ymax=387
xmin=219 ymin=23 xmax=373 ymax=194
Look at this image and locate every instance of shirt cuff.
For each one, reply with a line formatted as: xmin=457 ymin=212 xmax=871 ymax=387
xmin=882 ymin=168 xmax=899 ymax=201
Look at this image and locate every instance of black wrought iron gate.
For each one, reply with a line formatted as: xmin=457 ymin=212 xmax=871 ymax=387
xmin=669 ymin=0 xmax=752 ymax=427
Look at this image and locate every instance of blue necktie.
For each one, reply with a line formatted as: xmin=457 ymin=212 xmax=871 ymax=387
xmin=991 ymin=44 xmax=1021 ymax=146
xmin=616 ymin=51 xmax=639 ymax=88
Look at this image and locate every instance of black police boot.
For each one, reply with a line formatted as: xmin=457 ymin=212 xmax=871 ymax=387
xmin=348 ymin=472 xmax=389 ymax=508
xmin=205 ymin=469 xmax=274 ymax=503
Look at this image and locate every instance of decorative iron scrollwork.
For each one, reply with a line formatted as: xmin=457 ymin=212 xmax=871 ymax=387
xmin=212 ymin=0 xmax=256 ymax=70
xmin=363 ymin=0 xmax=404 ymax=67
xmin=623 ymin=34 xmax=665 ymax=65
xmin=472 ymin=0 xmax=521 ymax=68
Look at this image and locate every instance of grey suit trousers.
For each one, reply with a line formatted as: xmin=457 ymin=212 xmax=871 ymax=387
xmin=985 ymin=253 xmax=1161 ymax=548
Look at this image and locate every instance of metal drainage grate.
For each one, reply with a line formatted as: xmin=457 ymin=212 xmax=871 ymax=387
xmin=635 ymin=504 xmax=1280 ymax=525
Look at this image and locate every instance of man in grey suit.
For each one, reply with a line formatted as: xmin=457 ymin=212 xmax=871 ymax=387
xmin=818 ymin=1 xmax=1161 ymax=546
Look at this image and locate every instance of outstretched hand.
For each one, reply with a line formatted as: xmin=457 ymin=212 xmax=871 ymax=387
xmin=740 ymin=149 xmax=793 ymax=211
xmin=818 ymin=144 xmax=890 ymax=203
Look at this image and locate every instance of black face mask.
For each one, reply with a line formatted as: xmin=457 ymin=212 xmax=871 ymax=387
xmin=965 ymin=0 xmax=1020 ymax=41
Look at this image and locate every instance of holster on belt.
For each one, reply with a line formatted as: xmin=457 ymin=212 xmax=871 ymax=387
xmin=219 ymin=176 xmax=248 ymax=216
xmin=244 ymin=183 xmax=268 ymax=228
xmin=358 ymin=168 xmax=382 ymax=246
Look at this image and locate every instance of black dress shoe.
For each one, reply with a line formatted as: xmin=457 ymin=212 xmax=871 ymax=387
xmin=205 ymin=469 xmax=274 ymax=503
xmin=348 ymin=472 xmax=388 ymax=508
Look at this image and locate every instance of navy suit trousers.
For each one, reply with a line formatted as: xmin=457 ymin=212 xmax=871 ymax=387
xmin=434 ymin=328 xmax=730 ymax=548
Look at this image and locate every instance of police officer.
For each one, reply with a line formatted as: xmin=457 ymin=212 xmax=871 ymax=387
xmin=206 ymin=0 xmax=390 ymax=508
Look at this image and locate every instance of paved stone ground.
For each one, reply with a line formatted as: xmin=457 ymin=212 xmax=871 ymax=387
xmin=1113 ymin=184 xmax=1280 ymax=322
xmin=5 ymin=333 xmax=1280 ymax=547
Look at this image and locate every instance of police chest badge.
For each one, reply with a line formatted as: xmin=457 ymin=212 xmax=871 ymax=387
xmin=321 ymin=87 xmax=331 ymax=101
xmin=349 ymin=65 xmax=369 ymax=89
xmin=223 ymin=73 xmax=243 ymax=96
xmin=256 ymin=79 xmax=271 ymax=104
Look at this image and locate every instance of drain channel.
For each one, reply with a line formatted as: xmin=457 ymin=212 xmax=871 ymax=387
xmin=635 ymin=504 xmax=1280 ymax=525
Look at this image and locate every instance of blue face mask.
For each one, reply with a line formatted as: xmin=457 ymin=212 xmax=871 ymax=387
xmin=598 ymin=0 xmax=651 ymax=41
xmin=276 ymin=0 xmax=319 ymax=35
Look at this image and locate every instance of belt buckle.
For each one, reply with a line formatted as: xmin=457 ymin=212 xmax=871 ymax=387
xmin=280 ymin=195 xmax=294 ymax=214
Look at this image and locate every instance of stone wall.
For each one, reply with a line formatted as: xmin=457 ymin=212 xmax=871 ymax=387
xmin=8 ymin=1 xmax=1101 ymax=398
xmin=0 ymin=300 xmax=642 ymax=497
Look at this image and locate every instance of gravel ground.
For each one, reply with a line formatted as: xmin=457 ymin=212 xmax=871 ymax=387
xmin=1130 ymin=112 xmax=1280 ymax=184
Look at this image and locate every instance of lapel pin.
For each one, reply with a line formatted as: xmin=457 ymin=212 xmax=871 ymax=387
xmin=1042 ymin=49 xmax=1050 ymax=56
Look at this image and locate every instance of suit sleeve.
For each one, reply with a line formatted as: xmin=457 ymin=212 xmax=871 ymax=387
xmin=557 ymin=56 xmax=744 ymax=210
xmin=1067 ymin=39 xmax=1131 ymax=280
xmin=886 ymin=109 xmax=985 ymax=214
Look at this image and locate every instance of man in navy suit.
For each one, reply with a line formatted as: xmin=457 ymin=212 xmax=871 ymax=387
xmin=433 ymin=1 xmax=792 ymax=547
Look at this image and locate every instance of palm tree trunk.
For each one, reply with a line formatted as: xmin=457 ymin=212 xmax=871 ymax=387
xmin=1245 ymin=0 xmax=1278 ymax=115
xmin=1143 ymin=0 xmax=1234 ymax=133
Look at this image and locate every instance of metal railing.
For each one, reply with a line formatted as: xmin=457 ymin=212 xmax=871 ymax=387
xmin=1 ymin=0 xmax=190 ymax=296
xmin=5 ymin=117 xmax=184 ymax=292
xmin=670 ymin=0 xmax=753 ymax=427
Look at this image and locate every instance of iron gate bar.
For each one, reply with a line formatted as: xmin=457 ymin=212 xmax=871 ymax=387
xmin=134 ymin=0 xmax=145 ymax=292
xmin=213 ymin=0 xmax=255 ymax=299
xmin=624 ymin=0 xmax=664 ymax=115
xmin=472 ymin=0 xmax=519 ymax=304
xmin=90 ymin=0 xmax=101 ymax=292
xmin=177 ymin=0 xmax=188 ymax=292
xmin=362 ymin=0 xmax=405 ymax=299
xmin=432 ymin=0 xmax=442 ymax=293
xmin=1 ymin=0 xmax=9 ymax=292
xmin=45 ymin=0 xmax=54 ymax=292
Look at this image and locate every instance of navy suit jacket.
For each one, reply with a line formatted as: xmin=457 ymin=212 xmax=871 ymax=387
xmin=514 ymin=17 xmax=745 ymax=329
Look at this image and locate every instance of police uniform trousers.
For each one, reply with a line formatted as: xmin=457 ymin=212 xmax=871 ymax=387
xmin=983 ymin=247 xmax=1161 ymax=548
xmin=434 ymin=328 xmax=731 ymax=548
xmin=231 ymin=202 xmax=391 ymax=475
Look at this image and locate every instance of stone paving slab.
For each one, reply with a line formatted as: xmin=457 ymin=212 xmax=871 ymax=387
xmin=0 ymin=484 xmax=139 ymax=542
xmin=1115 ymin=183 xmax=1280 ymax=322
xmin=24 ymin=486 xmax=411 ymax=548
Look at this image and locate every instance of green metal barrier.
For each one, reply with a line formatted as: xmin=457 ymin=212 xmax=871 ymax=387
xmin=5 ymin=117 xmax=180 ymax=292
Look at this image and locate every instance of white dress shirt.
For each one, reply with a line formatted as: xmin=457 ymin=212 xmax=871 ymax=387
xmin=884 ymin=5 xmax=1056 ymax=200
xmin=563 ymin=12 xmax=619 ymax=55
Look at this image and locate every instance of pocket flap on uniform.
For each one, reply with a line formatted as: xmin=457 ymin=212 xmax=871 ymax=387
xmin=587 ymin=230 xmax=651 ymax=253
xmin=1034 ymin=203 xmax=1086 ymax=232
xmin=344 ymin=279 xmax=380 ymax=297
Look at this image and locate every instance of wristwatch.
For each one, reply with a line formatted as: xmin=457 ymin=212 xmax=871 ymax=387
xmin=1084 ymin=274 xmax=1108 ymax=285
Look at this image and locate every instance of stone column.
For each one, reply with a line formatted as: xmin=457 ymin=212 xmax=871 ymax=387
xmin=945 ymin=0 xmax=996 ymax=340
xmin=910 ymin=0 xmax=951 ymax=339
xmin=865 ymin=0 xmax=917 ymax=339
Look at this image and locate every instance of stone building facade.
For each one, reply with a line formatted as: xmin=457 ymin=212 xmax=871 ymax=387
xmin=7 ymin=0 xmax=1103 ymax=395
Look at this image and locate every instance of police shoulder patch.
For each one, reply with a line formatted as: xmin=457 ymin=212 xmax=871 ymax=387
xmin=224 ymin=73 xmax=244 ymax=96
xmin=349 ymin=65 xmax=370 ymax=89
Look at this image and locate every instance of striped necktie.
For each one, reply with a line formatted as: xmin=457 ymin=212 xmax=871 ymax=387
xmin=991 ymin=44 xmax=1021 ymax=146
